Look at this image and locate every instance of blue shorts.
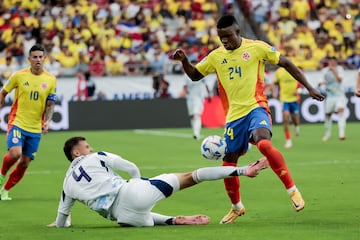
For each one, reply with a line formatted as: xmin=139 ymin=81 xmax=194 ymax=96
xmin=7 ymin=126 xmax=42 ymax=160
xmin=224 ymin=107 xmax=272 ymax=155
xmin=282 ymin=102 xmax=300 ymax=115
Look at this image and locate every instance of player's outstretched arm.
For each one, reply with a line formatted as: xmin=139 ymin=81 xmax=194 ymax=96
xmin=172 ymin=49 xmax=204 ymax=81
xmin=47 ymin=214 xmax=71 ymax=228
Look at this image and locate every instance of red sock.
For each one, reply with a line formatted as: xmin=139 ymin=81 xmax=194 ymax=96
xmin=285 ymin=130 xmax=291 ymax=140
xmin=1 ymin=153 xmax=17 ymax=176
xmin=256 ymin=139 xmax=294 ymax=189
xmin=4 ymin=165 xmax=27 ymax=191
xmin=222 ymin=161 xmax=240 ymax=204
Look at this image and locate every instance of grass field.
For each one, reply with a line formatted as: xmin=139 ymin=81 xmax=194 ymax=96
xmin=0 ymin=123 xmax=359 ymax=240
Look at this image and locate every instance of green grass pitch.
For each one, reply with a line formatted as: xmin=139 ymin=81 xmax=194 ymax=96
xmin=0 ymin=123 xmax=359 ymax=240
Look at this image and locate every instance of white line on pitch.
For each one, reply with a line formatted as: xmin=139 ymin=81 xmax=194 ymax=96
xmin=133 ymin=129 xmax=196 ymax=138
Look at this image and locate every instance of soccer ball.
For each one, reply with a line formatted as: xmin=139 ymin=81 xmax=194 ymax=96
xmin=200 ymin=135 xmax=227 ymax=160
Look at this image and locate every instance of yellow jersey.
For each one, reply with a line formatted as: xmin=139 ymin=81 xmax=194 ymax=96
xmin=274 ymin=68 xmax=300 ymax=103
xmin=196 ymin=38 xmax=280 ymax=122
xmin=3 ymin=68 xmax=57 ymax=133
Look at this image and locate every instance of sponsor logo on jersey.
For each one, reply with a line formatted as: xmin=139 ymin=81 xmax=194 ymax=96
xmin=41 ymin=83 xmax=48 ymax=89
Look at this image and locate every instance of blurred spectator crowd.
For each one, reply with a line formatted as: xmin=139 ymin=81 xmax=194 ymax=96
xmin=242 ymin=0 xmax=360 ymax=70
xmin=1 ymin=0 xmax=359 ymax=86
xmin=0 ymin=0 xmax=225 ymax=82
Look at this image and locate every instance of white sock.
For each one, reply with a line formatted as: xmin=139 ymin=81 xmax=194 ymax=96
xmin=337 ymin=114 xmax=346 ymax=138
xmin=324 ymin=117 xmax=332 ymax=137
xmin=193 ymin=115 xmax=201 ymax=138
xmin=151 ymin=212 xmax=174 ymax=225
xmin=192 ymin=166 xmax=247 ymax=183
xmin=286 ymin=185 xmax=297 ymax=194
xmin=232 ymin=201 xmax=244 ymax=210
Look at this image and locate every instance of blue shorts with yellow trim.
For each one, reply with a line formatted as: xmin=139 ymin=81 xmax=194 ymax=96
xmin=282 ymin=102 xmax=300 ymax=115
xmin=7 ymin=125 xmax=41 ymax=160
xmin=224 ymin=107 xmax=272 ymax=155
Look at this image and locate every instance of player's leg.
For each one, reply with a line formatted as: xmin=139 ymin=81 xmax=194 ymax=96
xmin=0 ymin=127 xmax=24 ymax=200
xmin=150 ymin=212 xmax=210 ymax=225
xmin=282 ymin=108 xmax=292 ymax=148
xmin=1 ymin=131 xmax=41 ymax=200
xmin=336 ymin=97 xmax=347 ymax=140
xmin=0 ymin=149 xmax=21 ymax=188
xmin=291 ymin=102 xmax=300 ymax=137
xmin=190 ymin=97 xmax=203 ymax=140
xmin=0 ymin=126 xmax=24 ymax=185
xmin=323 ymin=98 xmax=335 ymax=141
xmin=219 ymin=118 xmax=252 ymax=224
xmin=252 ymin=108 xmax=305 ymax=212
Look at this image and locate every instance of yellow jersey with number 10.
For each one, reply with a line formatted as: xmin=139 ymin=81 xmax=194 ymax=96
xmin=196 ymin=38 xmax=280 ymax=123
xmin=3 ymin=68 xmax=57 ymax=133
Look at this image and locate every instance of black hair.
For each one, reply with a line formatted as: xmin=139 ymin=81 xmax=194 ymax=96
xmin=29 ymin=43 xmax=45 ymax=56
xmin=63 ymin=136 xmax=86 ymax=161
xmin=217 ymin=15 xmax=239 ymax=29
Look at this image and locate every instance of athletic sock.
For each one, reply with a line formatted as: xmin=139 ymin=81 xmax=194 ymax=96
xmin=256 ymin=139 xmax=294 ymax=189
xmin=3 ymin=165 xmax=27 ymax=191
xmin=337 ymin=113 xmax=346 ymax=138
xmin=1 ymin=153 xmax=17 ymax=176
xmin=285 ymin=130 xmax=291 ymax=140
xmin=222 ymin=161 xmax=240 ymax=205
xmin=192 ymin=166 xmax=248 ymax=182
xmin=324 ymin=117 xmax=332 ymax=137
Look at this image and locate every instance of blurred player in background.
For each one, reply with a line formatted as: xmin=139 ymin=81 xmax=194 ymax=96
xmin=271 ymin=64 xmax=302 ymax=148
xmin=173 ymin=15 xmax=324 ymax=224
xmin=355 ymin=68 xmax=360 ymax=97
xmin=0 ymin=44 xmax=57 ymax=200
xmin=319 ymin=56 xmax=346 ymax=141
xmin=179 ymin=63 xmax=211 ymax=140
xmin=48 ymin=136 xmax=269 ymax=227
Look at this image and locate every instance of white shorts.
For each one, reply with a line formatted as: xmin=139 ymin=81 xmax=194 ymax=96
xmin=111 ymin=174 xmax=180 ymax=226
xmin=325 ymin=96 xmax=347 ymax=114
xmin=186 ymin=97 xmax=204 ymax=116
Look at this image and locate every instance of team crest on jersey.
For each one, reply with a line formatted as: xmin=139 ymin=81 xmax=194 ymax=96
xmin=41 ymin=83 xmax=48 ymax=89
xmin=270 ymin=46 xmax=277 ymax=52
xmin=242 ymin=52 xmax=251 ymax=61
xmin=12 ymin=137 xmax=19 ymax=144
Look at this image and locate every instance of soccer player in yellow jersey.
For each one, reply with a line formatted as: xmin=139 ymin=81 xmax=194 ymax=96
xmin=0 ymin=44 xmax=57 ymax=200
xmin=272 ymin=67 xmax=302 ymax=148
xmin=173 ymin=15 xmax=324 ymax=224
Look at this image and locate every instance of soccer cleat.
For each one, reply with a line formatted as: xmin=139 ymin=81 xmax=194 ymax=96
xmin=219 ymin=207 xmax=246 ymax=224
xmin=173 ymin=215 xmax=210 ymax=225
xmin=284 ymin=140 xmax=293 ymax=148
xmin=245 ymin=157 xmax=269 ymax=178
xmin=322 ymin=135 xmax=330 ymax=142
xmin=339 ymin=137 xmax=346 ymax=141
xmin=290 ymin=190 xmax=305 ymax=212
xmin=0 ymin=189 xmax=12 ymax=201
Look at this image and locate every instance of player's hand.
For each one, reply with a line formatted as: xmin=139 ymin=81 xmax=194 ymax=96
xmin=47 ymin=221 xmax=57 ymax=227
xmin=355 ymin=88 xmax=360 ymax=97
xmin=308 ymin=88 xmax=325 ymax=101
xmin=172 ymin=49 xmax=186 ymax=61
xmin=47 ymin=215 xmax=71 ymax=228
xmin=42 ymin=121 xmax=50 ymax=134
